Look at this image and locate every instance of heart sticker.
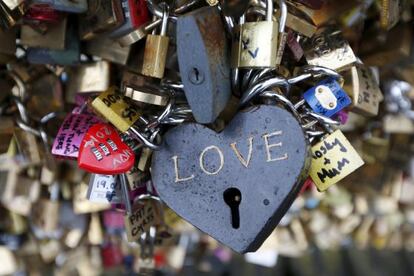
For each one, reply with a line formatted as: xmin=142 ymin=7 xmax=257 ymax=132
xmin=78 ymin=123 xmax=135 ymax=175
xmin=151 ymin=105 xmax=310 ymax=253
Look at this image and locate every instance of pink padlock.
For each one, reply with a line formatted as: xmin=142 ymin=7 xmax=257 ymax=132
xmin=103 ymin=210 xmax=125 ymax=231
xmin=51 ymin=112 xmax=101 ymax=159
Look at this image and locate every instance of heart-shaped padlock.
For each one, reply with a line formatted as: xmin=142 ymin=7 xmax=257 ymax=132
xmin=151 ymin=105 xmax=310 ymax=253
xmin=78 ymin=123 xmax=135 ymax=174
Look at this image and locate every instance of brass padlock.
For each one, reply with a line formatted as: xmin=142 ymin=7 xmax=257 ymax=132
xmin=66 ymin=61 xmax=111 ymax=99
xmin=1 ymin=168 xmax=40 ymax=216
xmin=309 ymin=129 xmax=364 ymax=192
xmin=290 ymin=0 xmax=360 ymax=27
xmin=0 ymin=117 xmax=14 ymax=154
xmin=276 ymin=5 xmax=317 ymax=38
xmin=85 ymin=36 xmax=131 ymax=65
xmin=361 ymin=124 xmax=390 ymax=164
xmin=232 ymin=0 xmax=279 ymax=68
xmin=0 ymin=28 xmax=15 ymax=64
xmin=20 ymin=16 xmax=67 ymax=50
xmin=141 ymin=4 xmax=170 ymax=79
xmin=361 ymin=24 xmax=411 ymax=67
xmin=31 ymin=198 xmax=60 ymax=233
xmin=303 ymin=26 xmax=357 ymax=71
xmin=0 ymin=0 xmax=25 ymax=30
xmin=380 ymin=0 xmax=401 ymax=31
xmin=13 ymin=127 xmax=43 ymax=165
xmin=343 ymin=63 xmax=383 ymax=117
xmin=79 ymin=0 xmax=124 ymax=40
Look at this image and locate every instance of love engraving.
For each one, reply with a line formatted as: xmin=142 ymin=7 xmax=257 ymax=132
xmin=172 ymin=130 xmax=288 ymax=183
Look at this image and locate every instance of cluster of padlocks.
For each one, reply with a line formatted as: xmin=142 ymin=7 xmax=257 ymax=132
xmin=0 ymin=0 xmax=414 ymax=274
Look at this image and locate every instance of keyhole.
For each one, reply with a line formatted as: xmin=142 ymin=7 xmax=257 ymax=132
xmin=193 ymin=68 xmax=200 ymax=81
xmin=223 ymin=187 xmax=242 ymax=229
xmin=188 ymin=67 xmax=204 ymax=85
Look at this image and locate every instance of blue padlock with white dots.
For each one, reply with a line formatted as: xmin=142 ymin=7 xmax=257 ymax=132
xmin=303 ymin=78 xmax=351 ymax=118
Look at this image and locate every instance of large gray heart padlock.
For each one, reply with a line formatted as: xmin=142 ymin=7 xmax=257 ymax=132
xmin=151 ymin=105 xmax=310 ymax=253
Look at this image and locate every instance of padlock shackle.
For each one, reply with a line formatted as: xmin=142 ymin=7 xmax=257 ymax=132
xmin=278 ymin=0 xmax=287 ymax=32
xmin=146 ymin=0 xmax=202 ymax=22
xmin=288 ymin=65 xmax=342 ymax=85
xmin=240 ymin=77 xmax=290 ymax=106
xmin=39 ymin=111 xmax=66 ymax=151
xmin=15 ymin=119 xmax=41 ymax=137
xmin=128 ymin=127 xmax=161 ymax=150
xmin=119 ymin=174 xmax=133 ymax=214
xmin=261 ymin=90 xmax=302 ymax=121
xmin=160 ymin=4 xmax=169 ymax=36
xmin=265 ymin=0 xmax=273 ymax=21
xmin=12 ymin=96 xmax=30 ymax=124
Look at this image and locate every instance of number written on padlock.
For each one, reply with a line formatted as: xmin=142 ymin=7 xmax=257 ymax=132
xmin=87 ymin=174 xmax=122 ymax=204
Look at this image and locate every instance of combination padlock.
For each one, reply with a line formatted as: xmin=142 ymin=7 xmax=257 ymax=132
xmin=141 ymin=3 xmax=170 ymax=79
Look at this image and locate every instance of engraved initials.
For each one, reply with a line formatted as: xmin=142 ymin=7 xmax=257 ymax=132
xmin=199 ymin=146 xmax=224 ymax=175
xmin=230 ymin=137 xmax=253 ymax=168
xmin=262 ymin=131 xmax=288 ymax=162
xmin=172 ymin=156 xmax=195 ymax=183
xmin=171 ymin=130 xmax=289 ymax=183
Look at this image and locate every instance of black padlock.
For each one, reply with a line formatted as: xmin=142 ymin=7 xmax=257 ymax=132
xmin=176 ymin=6 xmax=231 ymax=124
xmin=151 ymin=105 xmax=310 ymax=253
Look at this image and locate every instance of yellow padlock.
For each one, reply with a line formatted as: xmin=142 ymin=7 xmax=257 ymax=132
xmin=309 ymin=130 xmax=364 ymax=192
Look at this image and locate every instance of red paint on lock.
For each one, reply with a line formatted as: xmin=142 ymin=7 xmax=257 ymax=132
xmin=129 ymin=0 xmax=150 ymax=28
xmin=102 ymin=243 xmax=124 ymax=268
xmin=25 ymin=4 xmax=61 ymax=23
xmin=78 ymin=123 xmax=135 ymax=174
xmin=300 ymin=177 xmax=314 ymax=194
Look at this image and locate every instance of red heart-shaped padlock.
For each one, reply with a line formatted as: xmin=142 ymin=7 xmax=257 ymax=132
xmin=78 ymin=123 xmax=135 ymax=174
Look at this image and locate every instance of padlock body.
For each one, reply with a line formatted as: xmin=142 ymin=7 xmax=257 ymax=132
xmin=309 ymin=130 xmax=364 ymax=192
xmin=343 ymin=66 xmax=382 ymax=117
xmin=91 ymin=87 xmax=141 ymax=132
xmin=303 ymin=27 xmax=357 ymax=71
xmin=141 ymin=34 xmax=169 ymax=79
xmin=303 ymin=78 xmax=351 ymax=118
xmin=232 ymin=21 xmax=278 ymax=68
xmin=177 ymin=6 xmax=231 ymax=124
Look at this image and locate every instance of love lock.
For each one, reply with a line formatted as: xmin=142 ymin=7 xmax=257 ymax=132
xmin=151 ymin=105 xmax=310 ymax=253
xmin=176 ymin=6 xmax=231 ymax=124
xmin=78 ymin=123 xmax=135 ymax=175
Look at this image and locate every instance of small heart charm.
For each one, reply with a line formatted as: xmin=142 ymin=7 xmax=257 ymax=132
xmin=78 ymin=123 xmax=135 ymax=174
xmin=151 ymin=105 xmax=310 ymax=253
